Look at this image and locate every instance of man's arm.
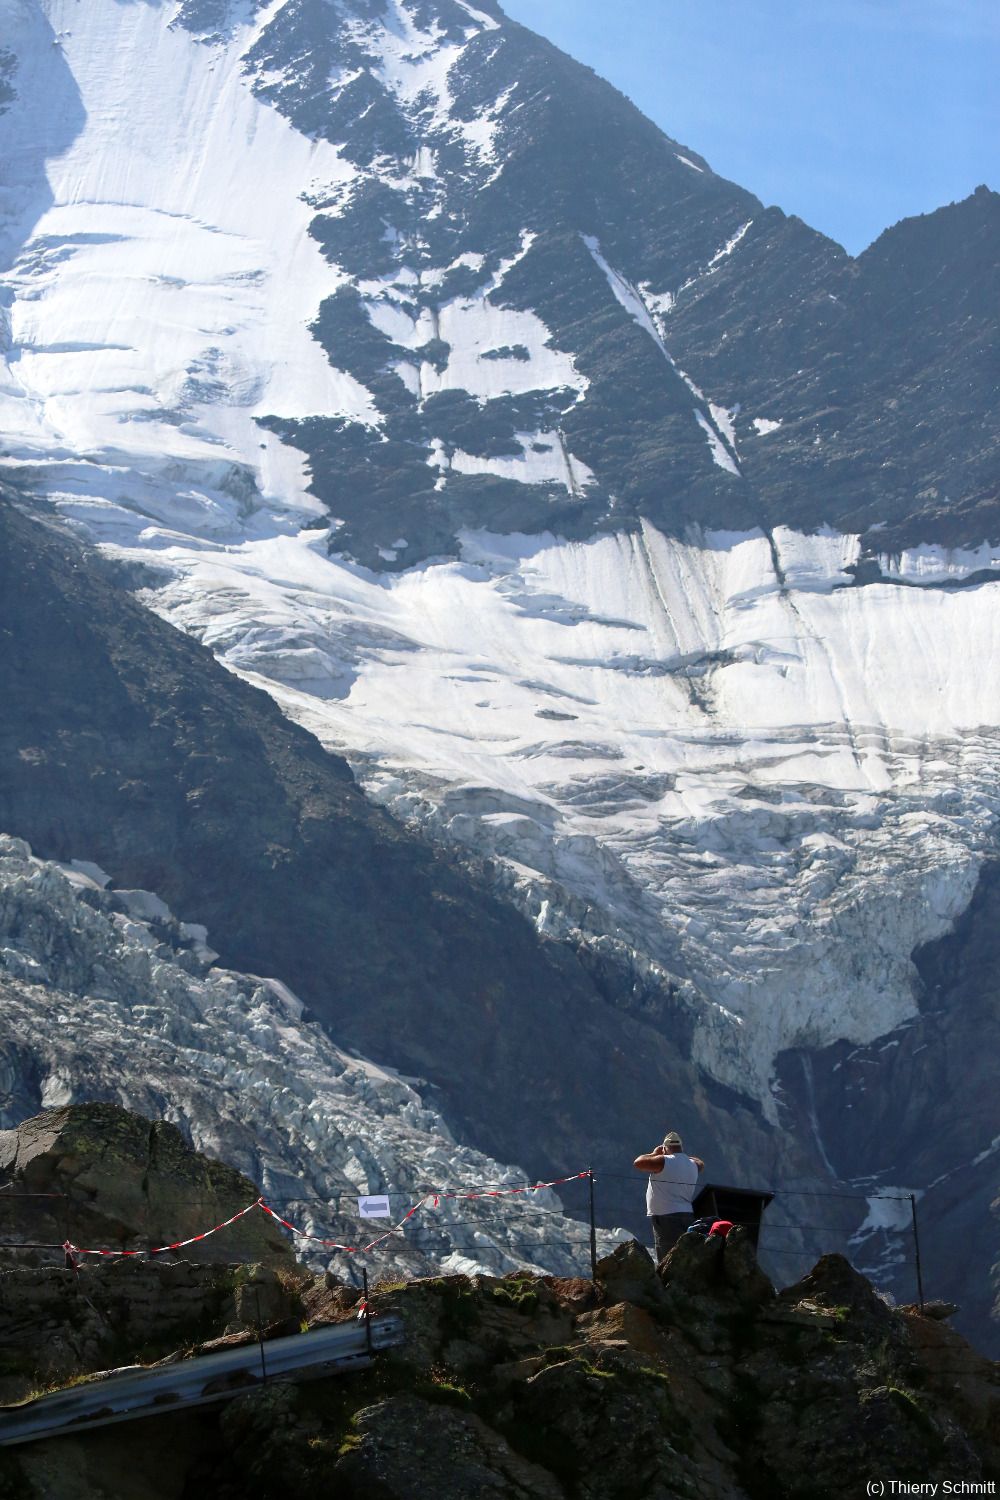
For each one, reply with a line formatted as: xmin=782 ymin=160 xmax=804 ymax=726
xmin=633 ymin=1146 xmax=666 ymax=1173
xmin=692 ymin=1156 xmax=705 ymax=1171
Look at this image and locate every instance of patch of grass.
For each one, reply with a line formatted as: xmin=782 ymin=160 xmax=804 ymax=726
xmin=829 ymin=1306 xmax=850 ymax=1323
xmin=487 ymin=1282 xmax=539 ymax=1314
xmin=22 ymin=1368 xmax=105 ymax=1401
xmin=886 ymin=1385 xmax=937 ymax=1435
xmin=414 ymin=1378 xmax=472 ymax=1409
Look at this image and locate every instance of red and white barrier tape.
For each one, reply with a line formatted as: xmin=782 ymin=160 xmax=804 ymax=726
xmin=258 ymin=1196 xmax=427 ymax=1255
xmin=66 ymin=1200 xmax=265 ymax=1258
xmin=425 ymin=1172 xmax=589 ymax=1209
xmin=259 ymin=1172 xmax=591 ymax=1252
xmin=65 ymin=1172 xmax=592 ymax=1260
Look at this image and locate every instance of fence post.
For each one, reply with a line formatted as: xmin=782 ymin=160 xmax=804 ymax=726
xmin=362 ymin=1267 xmax=374 ymax=1356
xmin=909 ymin=1194 xmax=925 ymax=1311
xmin=588 ymin=1170 xmax=598 ymax=1283
xmin=254 ymin=1287 xmax=268 ymax=1383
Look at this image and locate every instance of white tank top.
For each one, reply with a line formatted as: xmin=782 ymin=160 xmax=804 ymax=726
xmin=646 ymin=1154 xmax=699 ymax=1216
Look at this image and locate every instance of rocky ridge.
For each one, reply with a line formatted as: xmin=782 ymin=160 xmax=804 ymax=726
xmin=0 ymin=1229 xmax=996 ymax=1499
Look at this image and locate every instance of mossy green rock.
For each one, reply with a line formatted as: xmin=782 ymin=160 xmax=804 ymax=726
xmin=0 ymin=1102 xmax=293 ymax=1267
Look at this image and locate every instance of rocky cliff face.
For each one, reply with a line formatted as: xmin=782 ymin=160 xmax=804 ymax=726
xmin=0 ymin=0 xmax=998 ymax=1353
xmin=0 ymin=1228 xmax=997 ymax=1500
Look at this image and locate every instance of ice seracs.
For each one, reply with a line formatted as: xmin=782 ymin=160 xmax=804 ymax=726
xmin=0 ymin=836 xmax=621 ymax=1278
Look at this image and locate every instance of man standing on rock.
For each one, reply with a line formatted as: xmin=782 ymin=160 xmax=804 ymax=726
xmin=634 ymin=1131 xmax=704 ymax=1262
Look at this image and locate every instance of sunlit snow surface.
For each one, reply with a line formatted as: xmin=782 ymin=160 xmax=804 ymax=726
xmin=0 ymin=0 xmax=377 ymax=522
xmin=2 ymin=0 xmax=1000 ymax=1116
xmin=107 ymin=518 xmax=1000 ymax=1109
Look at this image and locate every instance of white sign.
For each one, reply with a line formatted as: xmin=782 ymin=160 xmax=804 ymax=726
xmin=358 ymin=1195 xmax=392 ymax=1220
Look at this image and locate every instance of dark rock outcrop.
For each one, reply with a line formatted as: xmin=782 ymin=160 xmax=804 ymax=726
xmin=336 ymin=1394 xmax=565 ymax=1500
xmin=0 ymin=1102 xmax=293 ymax=1269
xmin=775 ymin=1253 xmax=894 ymax=1333
xmin=594 ymin=1238 xmax=668 ymax=1312
xmin=1 ymin=1229 xmax=996 ymax=1500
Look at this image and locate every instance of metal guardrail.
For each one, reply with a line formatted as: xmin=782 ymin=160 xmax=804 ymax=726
xmin=0 ymin=1314 xmax=405 ymax=1447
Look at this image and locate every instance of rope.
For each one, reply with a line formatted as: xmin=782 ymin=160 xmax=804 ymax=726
xmin=65 ymin=1173 xmax=592 ymax=1260
xmin=66 ymin=1201 xmax=264 ymax=1259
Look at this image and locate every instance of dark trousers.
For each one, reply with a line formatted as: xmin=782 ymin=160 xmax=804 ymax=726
xmin=650 ymin=1212 xmax=691 ymax=1262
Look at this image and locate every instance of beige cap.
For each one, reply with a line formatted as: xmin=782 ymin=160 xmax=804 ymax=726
xmin=663 ymin=1131 xmax=683 ymax=1147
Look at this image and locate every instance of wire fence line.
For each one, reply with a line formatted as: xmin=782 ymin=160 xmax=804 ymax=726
xmin=0 ymin=1164 xmax=927 ymax=1308
xmin=589 ymin=1169 xmax=915 ymax=1201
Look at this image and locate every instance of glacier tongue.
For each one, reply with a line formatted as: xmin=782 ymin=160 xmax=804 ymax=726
xmin=0 ymin=836 xmax=621 ymax=1279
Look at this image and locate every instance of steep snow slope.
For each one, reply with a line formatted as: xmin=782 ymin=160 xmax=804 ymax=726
xmin=0 ymin=835 xmax=620 ymax=1279
xmin=120 ymin=520 xmax=1000 ymax=1107
xmin=0 ymin=0 xmax=372 ymax=520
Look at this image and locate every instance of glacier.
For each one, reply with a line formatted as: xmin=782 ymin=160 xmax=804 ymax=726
xmin=1 ymin=0 xmax=999 ymax=1131
xmin=0 ymin=835 xmax=623 ymax=1279
xmin=108 ymin=518 xmax=1000 ymax=1111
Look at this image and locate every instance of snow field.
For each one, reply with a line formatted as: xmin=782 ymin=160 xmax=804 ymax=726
xmin=0 ymin=0 xmax=371 ymax=524
xmin=97 ymin=515 xmax=1000 ymax=1108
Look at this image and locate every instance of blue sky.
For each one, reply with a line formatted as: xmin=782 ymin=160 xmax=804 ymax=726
xmin=499 ymin=0 xmax=999 ymax=256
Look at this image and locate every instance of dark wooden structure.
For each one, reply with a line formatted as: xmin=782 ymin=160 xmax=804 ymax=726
xmin=692 ymin=1184 xmax=774 ymax=1250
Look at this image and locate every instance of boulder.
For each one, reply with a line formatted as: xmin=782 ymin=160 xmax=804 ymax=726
xmin=0 ymin=1103 xmax=293 ymax=1267
xmin=333 ymin=1394 xmax=566 ymax=1499
xmin=776 ymin=1254 xmax=894 ymax=1335
xmin=657 ymin=1229 xmax=724 ymax=1293
xmin=721 ymin=1225 xmax=775 ymax=1307
xmin=595 ymin=1238 xmax=667 ymax=1311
